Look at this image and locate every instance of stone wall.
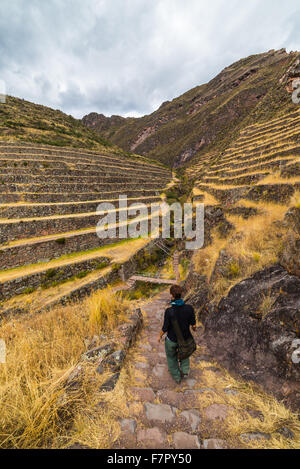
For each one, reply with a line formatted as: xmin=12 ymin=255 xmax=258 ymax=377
xmin=0 ymin=206 xmax=161 ymax=242
xmin=0 ymin=188 xmax=161 ymax=204
xmin=0 ymin=217 xmax=156 ymax=269
xmin=0 ymin=196 xmax=161 ymax=219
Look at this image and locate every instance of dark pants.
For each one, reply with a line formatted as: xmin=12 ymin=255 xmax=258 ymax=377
xmin=165 ymin=337 xmax=190 ymax=383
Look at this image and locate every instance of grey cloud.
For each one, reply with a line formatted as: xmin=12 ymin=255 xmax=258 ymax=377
xmin=0 ymin=0 xmax=299 ymax=118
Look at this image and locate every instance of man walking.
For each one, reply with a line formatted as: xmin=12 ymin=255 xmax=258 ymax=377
xmin=158 ymin=285 xmax=196 ymax=384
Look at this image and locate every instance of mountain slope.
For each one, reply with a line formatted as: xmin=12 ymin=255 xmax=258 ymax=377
xmin=83 ymin=49 xmax=300 ymax=168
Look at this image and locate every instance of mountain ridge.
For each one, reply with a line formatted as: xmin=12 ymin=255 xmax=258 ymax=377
xmin=82 ymin=49 xmax=300 ymax=168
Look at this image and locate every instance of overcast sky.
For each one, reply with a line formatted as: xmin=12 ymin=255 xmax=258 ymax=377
xmin=0 ymin=0 xmax=299 ymax=118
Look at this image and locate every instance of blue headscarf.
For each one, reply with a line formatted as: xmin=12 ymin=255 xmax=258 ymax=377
xmin=171 ymin=299 xmax=185 ymax=306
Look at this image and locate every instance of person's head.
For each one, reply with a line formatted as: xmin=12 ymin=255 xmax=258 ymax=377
xmin=170 ymin=285 xmax=183 ymax=300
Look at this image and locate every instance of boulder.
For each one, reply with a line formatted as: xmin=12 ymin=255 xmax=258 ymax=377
xmin=279 ymin=230 xmax=300 ymax=277
xmin=99 ymin=373 xmax=120 ymax=392
xmin=182 ymin=271 xmax=210 ymax=321
xmin=204 ymin=264 xmax=300 ymax=410
xmin=240 ymin=432 xmax=271 ymax=442
xmin=81 ymin=343 xmax=116 ymax=362
xmin=280 ymin=207 xmax=300 ymax=277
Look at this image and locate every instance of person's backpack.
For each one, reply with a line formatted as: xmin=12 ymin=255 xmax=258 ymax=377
xmin=170 ymin=307 xmax=197 ymax=360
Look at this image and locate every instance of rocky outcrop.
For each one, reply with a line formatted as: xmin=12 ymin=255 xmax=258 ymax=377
xmin=280 ymin=207 xmax=300 ymax=277
xmin=82 ymin=112 xmax=127 ymax=133
xmin=66 ymin=308 xmax=143 ymax=394
xmin=204 ymin=264 xmax=300 ymax=410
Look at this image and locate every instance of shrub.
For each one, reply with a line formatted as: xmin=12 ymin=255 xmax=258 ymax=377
xmin=258 ymin=293 xmax=276 ymax=318
xmin=55 ymin=238 xmax=66 ymax=245
xmin=76 ymin=271 xmax=88 ymax=279
xmin=44 ymin=268 xmax=57 ymax=280
xmin=95 ymin=261 xmax=110 ymax=270
xmin=227 ymin=262 xmax=240 ymax=278
xmin=253 ymin=252 xmax=261 ymax=263
xmin=23 ymin=286 xmax=36 ymax=295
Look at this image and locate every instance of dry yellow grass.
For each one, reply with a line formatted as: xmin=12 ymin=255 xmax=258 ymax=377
xmin=88 ymin=287 xmax=130 ymax=331
xmin=193 ymin=203 xmax=287 ymax=301
xmin=0 ymin=287 xmax=131 ymax=449
xmin=193 ymin=234 xmax=227 ymax=279
xmin=193 ymin=360 xmax=300 ymax=449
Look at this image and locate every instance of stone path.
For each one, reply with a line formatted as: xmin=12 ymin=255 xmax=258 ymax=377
xmin=114 ymin=290 xmax=237 ymax=450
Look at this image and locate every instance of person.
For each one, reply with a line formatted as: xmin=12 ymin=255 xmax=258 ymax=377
xmin=157 ymin=285 xmax=196 ymax=384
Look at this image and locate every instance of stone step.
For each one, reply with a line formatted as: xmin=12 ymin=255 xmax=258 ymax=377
xmin=0 ymin=164 xmax=169 ymax=180
xmin=0 ymin=195 xmax=162 ymax=219
xmin=0 ymin=228 xmax=114 ymax=270
xmin=0 ymin=188 xmax=162 ymax=204
xmin=0 ymin=182 xmax=164 ymax=194
xmin=280 ymin=161 xmax=300 ymax=178
xmin=0 ymin=238 xmax=153 ymax=320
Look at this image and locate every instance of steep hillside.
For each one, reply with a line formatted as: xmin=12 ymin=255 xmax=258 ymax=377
xmin=183 ymin=108 xmax=300 ymax=411
xmin=0 ymin=96 xmax=169 ymax=169
xmin=0 ymin=96 xmax=111 ymax=150
xmin=83 ymin=49 xmax=300 ymax=167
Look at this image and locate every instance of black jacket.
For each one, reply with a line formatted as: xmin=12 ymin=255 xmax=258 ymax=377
xmin=162 ymin=304 xmax=196 ymax=343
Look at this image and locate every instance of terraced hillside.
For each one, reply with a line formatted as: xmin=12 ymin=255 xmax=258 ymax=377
xmin=183 ymin=107 xmax=300 ymax=412
xmin=0 ymin=142 xmax=172 ymax=317
xmin=188 ymin=108 xmax=300 ymax=206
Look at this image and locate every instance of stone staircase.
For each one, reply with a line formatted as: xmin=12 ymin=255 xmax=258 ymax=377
xmin=0 ymin=143 xmax=172 ymax=315
xmin=187 ymin=109 xmax=300 ymax=206
xmin=113 ymin=290 xmax=291 ymax=449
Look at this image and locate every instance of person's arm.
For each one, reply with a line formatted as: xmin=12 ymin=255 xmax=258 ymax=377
xmin=158 ymin=330 xmax=165 ymax=343
xmin=190 ymin=306 xmax=196 ymax=332
xmin=158 ymin=309 xmax=169 ymax=343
